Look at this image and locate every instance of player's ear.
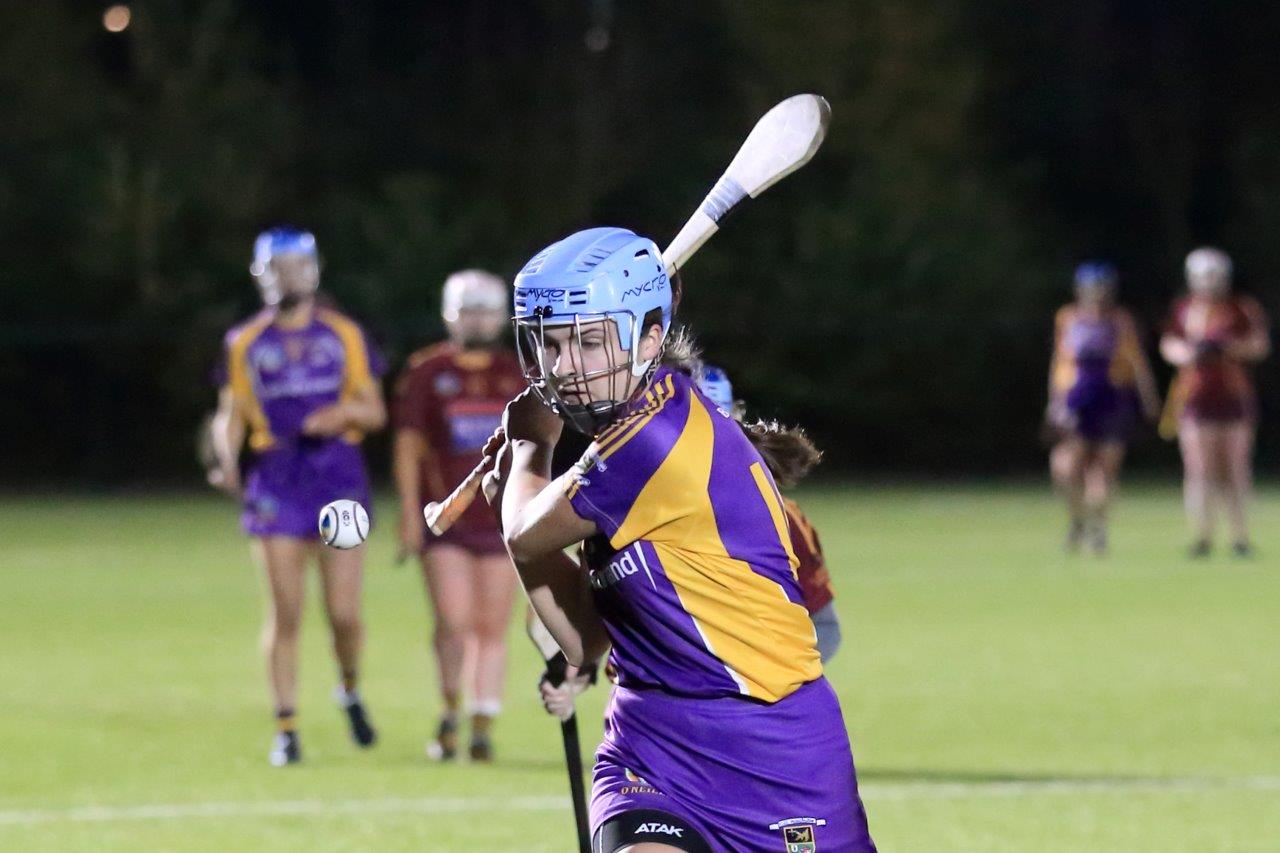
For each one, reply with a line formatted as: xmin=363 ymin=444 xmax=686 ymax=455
xmin=636 ymin=322 xmax=664 ymax=363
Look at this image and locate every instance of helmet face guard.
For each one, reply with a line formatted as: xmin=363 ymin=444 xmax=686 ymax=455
xmin=511 ymin=227 xmax=673 ymax=434
xmin=514 ymin=310 xmax=658 ymax=435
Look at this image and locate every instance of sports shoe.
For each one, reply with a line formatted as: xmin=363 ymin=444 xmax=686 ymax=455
xmin=1188 ymin=539 xmax=1211 ymax=559
xmin=426 ymin=716 xmax=458 ymax=761
xmin=469 ymin=731 xmax=493 ymax=763
xmin=1086 ymin=518 xmax=1108 ymax=556
xmin=335 ymin=687 xmax=377 ymax=748
xmin=1064 ymin=519 xmax=1086 ymax=554
xmin=269 ymin=731 xmax=301 ymax=767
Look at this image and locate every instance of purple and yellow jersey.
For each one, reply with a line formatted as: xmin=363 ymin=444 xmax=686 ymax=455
xmin=220 ymin=307 xmax=385 ymax=451
xmin=1051 ymin=305 xmax=1141 ymax=394
xmin=566 ymin=367 xmax=822 ymax=704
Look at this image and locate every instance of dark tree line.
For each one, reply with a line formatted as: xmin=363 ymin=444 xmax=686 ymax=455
xmin=2 ymin=0 xmax=1277 ymax=483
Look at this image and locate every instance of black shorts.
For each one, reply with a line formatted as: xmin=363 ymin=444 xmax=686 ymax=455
xmin=594 ymin=808 xmax=712 ymax=853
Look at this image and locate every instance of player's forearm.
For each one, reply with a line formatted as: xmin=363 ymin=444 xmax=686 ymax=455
xmin=342 ymin=393 xmax=388 ymax=432
xmin=1132 ymin=354 xmax=1161 ymax=413
xmin=211 ymin=396 xmax=245 ymax=473
xmin=518 ymin=552 xmax=609 ymax=667
xmin=1227 ymin=333 xmax=1270 ymax=363
xmin=1047 ymin=334 xmax=1062 ymax=399
xmin=392 ymin=431 xmax=423 ymax=511
xmin=500 ymin=440 xmax=607 ymax=664
xmin=500 ymin=440 xmax=556 ymax=547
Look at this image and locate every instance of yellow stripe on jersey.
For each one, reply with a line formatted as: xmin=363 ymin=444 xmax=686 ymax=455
xmin=1050 ymin=307 xmax=1077 ymax=394
xmin=317 ymin=309 xmax=374 ymax=444
xmin=751 ymin=461 xmax=800 ymax=580
xmin=596 ymin=374 xmax=676 ymax=461
xmin=1051 ymin=306 xmax=1138 ymax=392
xmin=564 ymin=377 xmax=676 ymax=503
xmin=227 ymin=314 xmax=276 ymax=451
xmin=613 ymin=392 xmax=821 ymax=702
xmin=564 ymin=478 xmax=583 ymax=501
xmin=594 ymin=380 xmax=661 ymax=450
xmin=1108 ymin=315 xmax=1138 ymax=387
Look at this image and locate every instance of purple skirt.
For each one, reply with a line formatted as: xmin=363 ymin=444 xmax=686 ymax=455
xmin=593 ymin=677 xmax=876 ymax=852
xmin=1064 ymin=375 xmax=1138 ymax=443
xmin=241 ymin=440 xmax=371 ymax=539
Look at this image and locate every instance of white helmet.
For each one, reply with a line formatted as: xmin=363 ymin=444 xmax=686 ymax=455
xmin=1185 ymin=247 xmax=1232 ymax=297
xmin=442 ymin=269 xmax=507 ymax=322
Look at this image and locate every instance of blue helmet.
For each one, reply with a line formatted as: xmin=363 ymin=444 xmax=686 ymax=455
xmin=250 ymin=227 xmax=318 ymax=305
xmin=1073 ymin=261 xmax=1117 ymax=293
xmin=512 ymin=227 xmax=673 ymax=433
xmin=696 ymin=363 xmax=736 ymax=414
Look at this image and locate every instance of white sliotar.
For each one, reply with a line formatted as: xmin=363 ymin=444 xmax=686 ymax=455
xmin=318 ymin=499 xmax=370 ymax=549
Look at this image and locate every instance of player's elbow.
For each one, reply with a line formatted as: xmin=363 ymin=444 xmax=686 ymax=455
xmin=581 ymin=633 xmax=610 ymax=667
xmin=504 ymin=526 xmax=541 ymax=565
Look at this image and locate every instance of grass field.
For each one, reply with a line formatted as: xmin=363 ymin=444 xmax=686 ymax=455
xmin=2 ymin=484 xmax=1278 ymax=851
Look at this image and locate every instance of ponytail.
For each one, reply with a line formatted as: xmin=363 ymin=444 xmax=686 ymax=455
xmin=741 ymin=419 xmax=822 ymax=489
xmin=651 ymin=320 xmax=822 ymax=487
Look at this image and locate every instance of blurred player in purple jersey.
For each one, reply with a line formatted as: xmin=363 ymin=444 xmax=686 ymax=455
xmin=209 ymin=227 xmax=387 ymax=766
xmin=483 ymin=228 xmax=875 ymax=852
xmin=1046 ymin=263 xmax=1160 ymax=554
xmin=393 ymin=270 xmax=526 ymax=761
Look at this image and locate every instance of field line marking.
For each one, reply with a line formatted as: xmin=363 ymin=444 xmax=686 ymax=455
xmin=862 ymin=774 xmax=1280 ymax=800
xmin=0 ymin=795 xmax=568 ymax=826
xmin=1 ymin=776 xmax=1278 ymax=826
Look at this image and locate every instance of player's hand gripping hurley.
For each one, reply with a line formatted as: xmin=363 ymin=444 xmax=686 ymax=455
xmin=527 ymin=608 xmax=593 ymax=852
xmin=422 ymin=93 xmax=831 ymax=535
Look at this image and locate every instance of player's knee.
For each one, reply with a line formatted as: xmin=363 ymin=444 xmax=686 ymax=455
xmin=473 ymin=614 xmax=508 ymax=643
xmin=1182 ymin=454 xmax=1209 ymax=480
xmin=436 ymin=610 xmax=474 ymax=638
xmin=267 ymin=614 xmax=301 ymax=643
xmin=1050 ymin=449 xmax=1073 ymax=477
xmin=328 ymin=611 xmax=362 ymax=638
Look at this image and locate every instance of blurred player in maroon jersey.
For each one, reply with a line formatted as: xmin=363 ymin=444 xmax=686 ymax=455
xmin=1160 ymin=248 xmax=1270 ymax=557
xmin=393 ymin=270 xmax=526 ymax=761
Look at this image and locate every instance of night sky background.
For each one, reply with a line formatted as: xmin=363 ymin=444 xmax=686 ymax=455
xmin=3 ymin=0 xmax=1279 ymax=483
